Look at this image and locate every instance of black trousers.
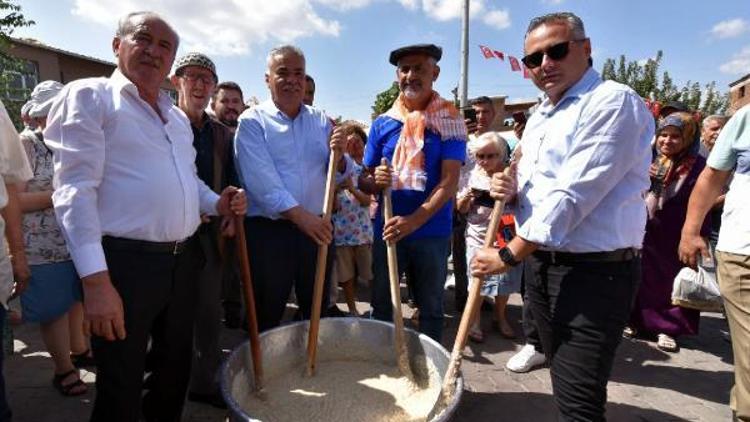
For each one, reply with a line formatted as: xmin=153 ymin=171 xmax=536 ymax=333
xmin=90 ymin=236 xmax=203 ymax=422
xmin=521 ymin=282 xmax=543 ymax=352
xmin=451 ymin=211 xmax=469 ymax=311
xmin=524 ymin=253 xmax=640 ymax=422
xmin=244 ymin=217 xmax=332 ymax=332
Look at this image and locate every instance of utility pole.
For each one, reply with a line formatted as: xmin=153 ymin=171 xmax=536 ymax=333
xmin=458 ymin=0 xmax=469 ymax=109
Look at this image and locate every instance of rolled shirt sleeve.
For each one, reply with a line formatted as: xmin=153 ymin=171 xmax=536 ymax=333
xmin=44 ymin=84 xmax=108 ymax=278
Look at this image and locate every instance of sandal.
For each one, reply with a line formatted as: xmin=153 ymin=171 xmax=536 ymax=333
xmin=657 ymin=334 xmax=679 ymax=353
xmin=495 ymin=321 xmax=517 ymax=339
xmin=469 ymin=327 xmax=485 ymax=343
xmin=71 ymin=349 xmax=95 ymax=368
xmin=623 ymin=326 xmax=637 ymax=339
xmin=52 ymin=369 xmax=88 ymax=397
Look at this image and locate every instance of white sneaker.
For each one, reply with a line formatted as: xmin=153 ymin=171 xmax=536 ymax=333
xmin=506 ymin=344 xmax=546 ymax=373
xmin=444 ymin=274 xmax=456 ymax=290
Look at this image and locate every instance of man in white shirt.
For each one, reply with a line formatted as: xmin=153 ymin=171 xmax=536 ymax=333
xmin=0 ymin=98 xmax=33 ymax=422
xmin=472 ymin=12 xmax=653 ymax=421
xmin=44 ymin=12 xmax=246 ymax=422
xmin=680 ymin=104 xmax=750 ymax=421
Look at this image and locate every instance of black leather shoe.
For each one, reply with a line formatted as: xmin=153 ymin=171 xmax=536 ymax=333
xmin=188 ymin=392 xmax=227 ymax=409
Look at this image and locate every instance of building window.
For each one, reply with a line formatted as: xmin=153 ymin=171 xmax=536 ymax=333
xmin=2 ymin=60 xmax=39 ymax=100
xmin=740 ymin=85 xmax=746 ymax=99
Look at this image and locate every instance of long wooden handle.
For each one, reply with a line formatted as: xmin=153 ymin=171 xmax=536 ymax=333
xmin=306 ymin=149 xmax=340 ymax=376
xmin=381 ymin=162 xmax=414 ymax=379
xmin=234 ymin=215 xmax=263 ymax=392
xmin=439 ymin=167 xmax=510 ymax=400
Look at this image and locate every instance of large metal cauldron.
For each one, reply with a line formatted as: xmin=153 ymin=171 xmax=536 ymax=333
xmin=220 ymin=318 xmax=463 ymax=422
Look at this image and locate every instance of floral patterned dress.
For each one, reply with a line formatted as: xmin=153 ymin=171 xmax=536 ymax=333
xmin=332 ymin=163 xmax=373 ymax=247
xmin=20 ymin=132 xmax=71 ymax=265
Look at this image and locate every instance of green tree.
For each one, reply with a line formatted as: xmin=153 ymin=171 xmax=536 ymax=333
xmin=371 ymin=82 xmax=399 ymax=119
xmin=601 ymin=51 xmax=729 ymax=115
xmin=1 ymin=0 xmax=34 ymax=129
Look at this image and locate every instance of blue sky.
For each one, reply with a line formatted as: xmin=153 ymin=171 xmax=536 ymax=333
xmin=12 ymin=0 xmax=750 ymax=122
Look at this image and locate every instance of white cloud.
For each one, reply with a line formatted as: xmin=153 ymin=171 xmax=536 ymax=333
xmin=542 ymin=0 xmax=565 ymax=4
xmin=710 ymin=18 xmax=748 ymax=39
xmin=420 ymin=0 xmax=510 ymax=30
xmin=72 ymin=0 xmax=341 ymax=56
xmin=719 ymin=46 xmax=750 ymax=75
xmin=71 ymin=0 xmax=510 ymax=56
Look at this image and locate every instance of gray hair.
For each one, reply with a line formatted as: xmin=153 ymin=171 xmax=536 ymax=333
xmin=526 ymin=12 xmax=586 ymax=40
xmin=469 ymin=131 xmax=509 ymax=162
xmin=266 ymin=45 xmax=306 ymax=71
xmin=702 ymin=114 xmax=728 ymax=128
xmin=116 ymin=11 xmax=180 ymax=50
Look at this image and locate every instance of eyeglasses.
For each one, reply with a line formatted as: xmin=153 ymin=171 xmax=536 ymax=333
xmin=180 ymin=72 xmax=215 ymax=85
xmin=475 ymin=153 xmax=500 ymax=160
xmin=521 ymin=38 xmax=587 ymax=69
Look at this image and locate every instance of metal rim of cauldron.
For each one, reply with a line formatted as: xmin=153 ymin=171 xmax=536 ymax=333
xmin=219 ymin=317 xmax=464 ymax=422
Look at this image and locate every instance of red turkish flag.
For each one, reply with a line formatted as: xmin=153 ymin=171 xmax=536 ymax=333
xmin=492 ymin=50 xmax=505 ymax=61
xmin=522 ymin=64 xmax=531 ymax=79
xmin=509 ymin=56 xmax=521 ymax=72
xmin=479 ymin=45 xmax=494 ymax=59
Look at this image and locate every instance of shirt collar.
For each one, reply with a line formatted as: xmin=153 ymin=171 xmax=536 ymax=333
xmin=259 ymin=98 xmax=308 ymax=120
xmin=538 ymin=67 xmax=600 ymax=116
xmin=110 ymin=69 xmax=176 ymax=119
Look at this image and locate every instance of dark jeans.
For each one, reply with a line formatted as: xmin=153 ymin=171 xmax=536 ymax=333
xmin=371 ymin=236 xmax=450 ymax=342
xmin=244 ymin=217 xmax=332 ymax=332
xmin=451 ymin=212 xmax=468 ymax=311
xmin=0 ymin=306 xmax=10 ymax=422
xmin=521 ymin=283 xmax=542 ymax=353
xmin=525 ymin=253 xmax=640 ymax=422
xmin=91 ymin=236 xmax=203 ymax=422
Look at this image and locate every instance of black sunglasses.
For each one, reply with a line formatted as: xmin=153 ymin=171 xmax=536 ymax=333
xmin=521 ymin=38 xmax=587 ymax=69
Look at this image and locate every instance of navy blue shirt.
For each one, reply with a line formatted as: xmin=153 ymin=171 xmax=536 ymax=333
xmin=364 ymin=115 xmax=465 ymax=240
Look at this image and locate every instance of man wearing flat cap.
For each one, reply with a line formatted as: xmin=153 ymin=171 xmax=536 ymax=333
xmin=44 ymin=12 xmax=246 ymax=421
xmin=170 ymin=52 xmax=237 ymax=409
xmin=360 ymin=43 xmax=466 ymax=341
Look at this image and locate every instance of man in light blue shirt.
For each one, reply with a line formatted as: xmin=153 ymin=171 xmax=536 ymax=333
xmin=234 ymin=45 xmax=350 ymax=331
xmin=472 ymin=12 xmax=653 ymax=421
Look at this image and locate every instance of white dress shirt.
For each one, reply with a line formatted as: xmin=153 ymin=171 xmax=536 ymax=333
xmin=44 ymin=70 xmax=219 ymax=278
xmin=515 ymin=68 xmax=654 ymax=252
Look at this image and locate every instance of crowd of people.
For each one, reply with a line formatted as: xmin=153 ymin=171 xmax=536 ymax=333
xmin=0 ymin=9 xmax=748 ymax=422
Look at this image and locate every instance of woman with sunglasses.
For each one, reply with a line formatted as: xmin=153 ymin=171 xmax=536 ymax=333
xmin=628 ymin=112 xmax=709 ymax=352
xmin=457 ymin=132 xmax=520 ymax=342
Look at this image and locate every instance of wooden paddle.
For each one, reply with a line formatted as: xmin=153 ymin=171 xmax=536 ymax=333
xmin=381 ymin=158 xmax=415 ymax=380
xmin=306 ymin=148 xmax=341 ymax=376
xmin=431 ymin=166 xmax=512 ymax=415
xmin=234 ymin=213 xmax=264 ymax=393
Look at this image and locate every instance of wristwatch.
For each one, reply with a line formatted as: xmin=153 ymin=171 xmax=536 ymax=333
xmin=498 ymin=246 xmax=521 ymax=267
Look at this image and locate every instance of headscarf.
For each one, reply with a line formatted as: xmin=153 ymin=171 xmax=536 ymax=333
xmin=646 ymin=111 xmax=700 ymax=217
xmin=384 ymin=91 xmax=467 ymax=191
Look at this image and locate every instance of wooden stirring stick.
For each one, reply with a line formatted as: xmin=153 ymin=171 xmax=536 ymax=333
xmin=381 ymin=158 xmax=415 ymax=380
xmin=234 ymin=212 xmax=264 ymax=393
xmin=306 ymin=148 xmax=341 ymax=376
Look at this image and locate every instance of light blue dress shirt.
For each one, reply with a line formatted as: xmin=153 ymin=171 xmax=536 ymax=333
xmin=234 ymin=99 xmax=352 ymax=219
xmin=515 ymin=68 xmax=655 ymax=252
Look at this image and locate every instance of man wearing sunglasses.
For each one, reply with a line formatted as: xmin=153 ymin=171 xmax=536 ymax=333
xmin=471 ymin=12 xmax=654 ymax=421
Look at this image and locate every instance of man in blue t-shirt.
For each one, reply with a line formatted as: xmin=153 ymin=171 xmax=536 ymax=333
xmin=359 ymin=43 xmax=466 ymax=341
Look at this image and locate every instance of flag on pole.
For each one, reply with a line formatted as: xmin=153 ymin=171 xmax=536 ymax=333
xmin=522 ymin=64 xmax=531 ymax=79
xmin=479 ymin=45 xmax=494 ymax=59
xmin=509 ymin=56 xmax=521 ymax=71
xmin=492 ymin=50 xmax=505 ymax=61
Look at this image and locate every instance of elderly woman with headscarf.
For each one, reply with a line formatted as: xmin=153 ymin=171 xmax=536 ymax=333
xmin=17 ymin=81 xmax=91 ymax=396
xmin=627 ymin=112 xmax=710 ymax=352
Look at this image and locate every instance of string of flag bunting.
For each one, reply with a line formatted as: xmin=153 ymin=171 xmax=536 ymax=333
xmin=478 ymin=44 xmax=531 ymax=79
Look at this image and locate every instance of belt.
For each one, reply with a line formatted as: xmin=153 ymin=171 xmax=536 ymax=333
xmin=102 ymin=236 xmax=190 ymax=255
xmin=533 ymin=248 xmax=640 ymax=265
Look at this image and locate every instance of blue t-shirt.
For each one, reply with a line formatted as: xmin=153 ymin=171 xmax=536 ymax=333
xmin=364 ymin=115 xmax=466 ymax=240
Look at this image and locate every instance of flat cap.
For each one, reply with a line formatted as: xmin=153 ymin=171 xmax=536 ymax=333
xmin=389 ymin=44 xmax=442 ymax=66
xmin=173 ymin=52 xmax=217 ymax=81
